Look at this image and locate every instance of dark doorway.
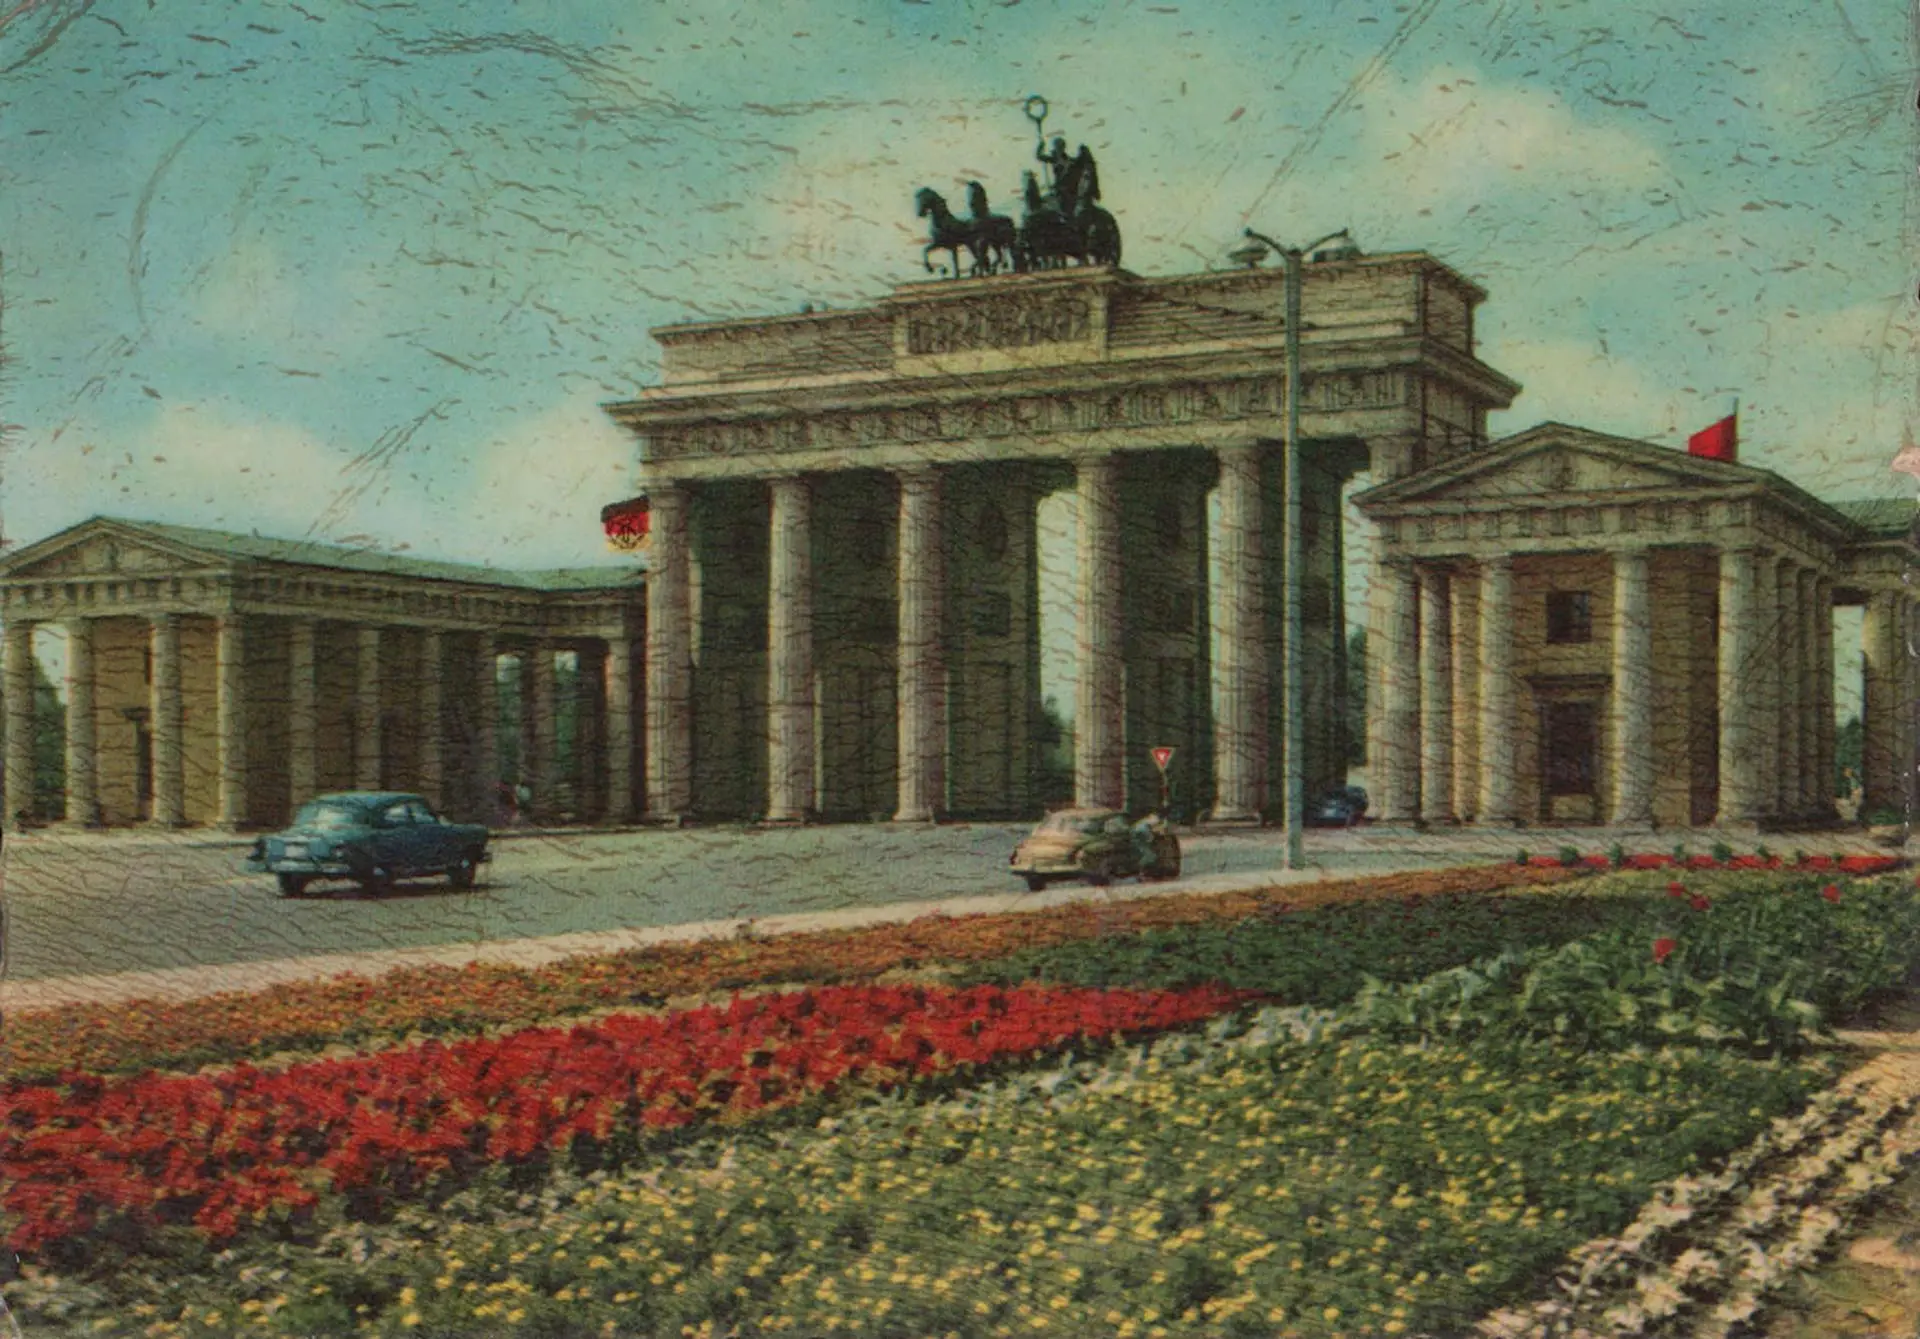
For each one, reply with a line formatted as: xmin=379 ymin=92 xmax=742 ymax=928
xmin=1543 ymin=701 xmax=1599 ymax=805
xmin=134 ymin=724 xmax=153 ymax=820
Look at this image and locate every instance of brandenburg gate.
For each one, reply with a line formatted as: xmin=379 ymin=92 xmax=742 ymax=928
xmin=604 ymin=251 xmax=1519 ymax=824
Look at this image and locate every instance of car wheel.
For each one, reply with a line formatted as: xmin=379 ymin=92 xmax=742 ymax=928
xmin=447 ymin=853 xmax=480 ymax=890
xmin=357 ymin=866 xmax=394 ymax=896
xmin=277 ymin=872 xmax=310 ymax=897
xmin=1084 ymin=861 xmax=1113 ymax=887
xmin=1023 ymin=874 xmax=1047 ymax=893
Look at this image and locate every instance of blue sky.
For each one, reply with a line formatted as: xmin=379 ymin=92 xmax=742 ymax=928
xmin=1 ymin=0 xmax=1910 ymax=715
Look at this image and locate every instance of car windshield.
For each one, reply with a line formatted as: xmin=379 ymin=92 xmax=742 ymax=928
xmin=1037 ymin=813 xmax=1106 ymax=836
xmin=293 ymin=801 xmax=368 ymax=830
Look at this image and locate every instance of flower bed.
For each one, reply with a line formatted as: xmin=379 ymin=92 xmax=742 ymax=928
xmin=2 ymin=983 xmax=1247 ymax=1265
xmin=1 ymin=863 xmax=1582 ymax=1082
xmin=40 ymin=1013 xmax=1832 ymax=1338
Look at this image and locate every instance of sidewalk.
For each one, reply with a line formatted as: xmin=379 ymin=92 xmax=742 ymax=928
xmin=0 ymin=864 xmax=1344 ymax=1014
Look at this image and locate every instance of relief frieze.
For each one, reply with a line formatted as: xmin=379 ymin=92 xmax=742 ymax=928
xmin=649 ymin=368 xmax=1404 ymax=461
xmin=904 ymin=294 xmax=1092 ymax=356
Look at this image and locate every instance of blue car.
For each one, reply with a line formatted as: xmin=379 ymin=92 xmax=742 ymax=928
xmin=1305 ymin=785 xmax=1371 ymax=828
xmin=247 ymin=792 xmax=491 ymax=897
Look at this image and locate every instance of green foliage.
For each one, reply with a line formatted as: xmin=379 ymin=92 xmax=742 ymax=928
xmin=1609 ymin=843 xmax=1627 ymax=869
xmin=1710 ymin=841 xmax=1735 ymax=863
xmin=958 ymin=891 xmax=1652 ymax=1003
xmin=1557 ymin=845 xmax=1582 ymax=867
xmin=1349 ymin=875 xmax=1920 ymax=1056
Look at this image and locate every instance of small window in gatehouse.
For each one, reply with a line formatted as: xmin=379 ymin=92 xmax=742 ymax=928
xmin=1545 ymin=590 xmax=1593 ymax=645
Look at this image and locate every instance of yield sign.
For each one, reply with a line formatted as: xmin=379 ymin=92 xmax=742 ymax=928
xmin=1150 ymin=746 xmax=1175 ymax=772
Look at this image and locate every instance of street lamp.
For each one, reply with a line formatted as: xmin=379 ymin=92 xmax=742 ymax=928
xmin=1240 ymin=225 xmax=1352 ymax=871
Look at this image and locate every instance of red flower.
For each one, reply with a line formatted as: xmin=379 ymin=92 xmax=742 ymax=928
xmin=1667 ymin=881 xmax=1688 ymax=899
xmin=1652 ymin=938 xmax=1678 ymax=964
xmin=1822 ymin=883 xmax=1841 ymax=903
xmin=1689 ymin=895 xmax=1711 ymax=912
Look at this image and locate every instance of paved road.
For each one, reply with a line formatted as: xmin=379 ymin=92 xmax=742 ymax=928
xmin=1 ymin=822 xmax=1899 ymax=982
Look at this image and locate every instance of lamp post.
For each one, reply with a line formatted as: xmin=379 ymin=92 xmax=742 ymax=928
xmin=1239 ymin=226 xmax=1351 ymax=871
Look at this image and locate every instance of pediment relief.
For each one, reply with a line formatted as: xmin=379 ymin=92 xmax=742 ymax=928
xmin=7 ymin=533 xmax=202 ymax=580
xmin=1390 ymin=440 xmax=1744 ymax=506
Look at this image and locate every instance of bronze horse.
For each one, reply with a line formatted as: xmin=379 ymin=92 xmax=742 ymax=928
xmin=966 ymin=181 xmax=1017 ymax=275
xmin=915 ymin=188 xmax=980 ymax=279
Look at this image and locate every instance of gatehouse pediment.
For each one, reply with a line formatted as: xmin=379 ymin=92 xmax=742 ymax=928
xmin=0 ymin=519 xmax=225 ymax=581
xmin=1357 ymin=422 xmax=1761 ymax=511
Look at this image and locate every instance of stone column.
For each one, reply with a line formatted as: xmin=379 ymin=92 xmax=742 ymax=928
xmin=151 ymin=613 xmax=186 ymax=826
xmin=476 ymin=638 xmax=501 ymax=820
xmin=1370 ymin=555 xmax=1421 ymax=822
xmin=3 ymin=621 xmax=36 ymax=828
xmin=1862 ymin=590 xmax=1901 ymax=821
xmin=1813 ymin=576 xmax=1836 ymax=821
xmin=216 ymin=614 xmax=248 ymax=829
xmin=605 ymin=634 xmax=635 ymax=823
xmin=527 ymin=642 xmax=556 ymax=821
xmin=62 ymin=618 xmax=100 ymax=826
xmin=1417 ymin=567 xmax=1454 ymax=824
xmin=1795 ymin=569 xmax=1819 ymax=817
xmin=894 ymin=467 xmax=945 ymax=823
xmin=1211 ymin=444 xmax=1265 ymax=821
xmin=1076 ymin=453 xmax=1125 ymax=810
xmin=1753 ymin=557 xmax=1781 ymax=822
xmin=1476 ymin=556 xmax=1517 ymax=824
xmin=1774 ymin=560 xmax=1802 ymax=822
xmin=419 ymin=630 xmax=445 ymax=809
xmin=1608 ymin=547 xmax=1655 ymax=828
xmin=354 ymin=624 xmax=382 ymax=791
xmin=1715 ymin=548 xmax=1763 ymax=826
xmin=284 ymin=619 xmax=318 ymax=810
xmin=763 ymin=475 xmax=816 ymax=823
xmin=646 ymin=484 xmax=694 ymax=823
xmin=1449 ymin=568 xmax=1480 ymax=823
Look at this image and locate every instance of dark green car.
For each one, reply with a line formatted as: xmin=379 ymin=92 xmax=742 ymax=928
xmin=246 ymin=792 xmax=491 ymax=897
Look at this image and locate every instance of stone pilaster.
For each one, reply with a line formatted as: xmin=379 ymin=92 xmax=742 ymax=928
xmin=645 ymin=483 xmax=693 ymax=822
xmin=894 ymin=467 xmax=945 ymax=823
xmin=419 ymin=630 xmax=445 ymax=810
xmin=3 ymin=621 xmax=35 ymax=829
xmin=605 ymin=635 xmax=635 ymax=824
xmin=1476 ymin=556 xmax=1517 ymax=824
xmin=62 ymin=618 xmax=100 ymax=826
xmin=1449 ymin=567 xmax=1480 ymax=823
xmin=285 ymin=619 xmax=317 ymax=811
xmin=1608 ymin=548 xmax=1654 ymax=828
xmin=1371 ymin=555 xmax=1421 ymax=823
xmin=762 ymin=475 xmax=815 ymax=823
xmin=1417 ymin=566 xmax=1453 ymax=824
xmin=1211 ymin=444 xmax=1265 ymax=822
xmin=217 ymin=614 xmax=248 ymax=829
xmin=354 ymin=624 xmax=382 ymax=792
xmin=1075 ymin=453 xmax=1125 ymax=810
xmin=1715 ymin=548 xmax=1763 ymax=826
xmin=151 ymin=613 xmax=185 ymax=827
xmin=1795 ymin=568 xmax=1819 ymax=818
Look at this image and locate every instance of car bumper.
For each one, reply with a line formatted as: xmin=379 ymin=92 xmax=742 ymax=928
xmin=1010 ymin=855 xmax=1085 ymax=876
xmin=248 ymin=855 xmax=358 ymax=876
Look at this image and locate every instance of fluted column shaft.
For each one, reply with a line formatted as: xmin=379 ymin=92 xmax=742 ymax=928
xmin=476 ymin=639 xmax=502 ymax=818
xmin=1476 ymin=557 xmax=1517 ymax=824
xmin=645 ymin=484 xmax=694 ymax=822
xmin=1813 ymin=576 xmax=1836 ymax=819
xmin=760 ymin=475 xmax=814 ymax=823
xmin=527 ymin=642 xmax=556 ymax=820
xmin=605 ymin=636 xmax=635 ymax=823
xmin=1862 ymin=590 xmax=1901 ymax=819
xmin=1211 ymin=444 xmax=1266 ymax=822
xmin=3 ymin=621 xmax=36 ymax=828
xmin=62 ymin=618 xmax=100 ymax=825
xmin=419 ymin=630 xmax=445 ymax=810
xmin=1371 ymin=556 xmax=1421 ymax=822
xmin=1417 ymin=567 xmax=1453 ymax=823
xmin=354 ymin=624 xmax=382 ymax=791
xmin=285 ymin=619 xmax=318 ymax=810
xmin=894 ymin=468 xmax=945 ymax=823
xmin=1609 ymin=548 xmax=1655 ymax=827
xmin=1716 ymin=549 xmax=1762 ymax=825
xmin=151 ymin=614 xmax=185 ymax=826
xmin=1773 ymin=560 xmax=1801 ymax=820
xmin=1795 ymin=569 xmax=1819 ymax=816
xmin=217 ymin=614 xmax=248 ymax=829
xmin=1075 ymin=454 xmax=1125 ymax=810
xmin=1449 ymin=570 xmax=1479 ymax=822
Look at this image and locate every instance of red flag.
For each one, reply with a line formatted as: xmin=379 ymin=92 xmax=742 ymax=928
xmin=1688 ymin=408 xmax=1737 ymax=462
xmin=601 ymin=496 xmax=651 ymax=552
